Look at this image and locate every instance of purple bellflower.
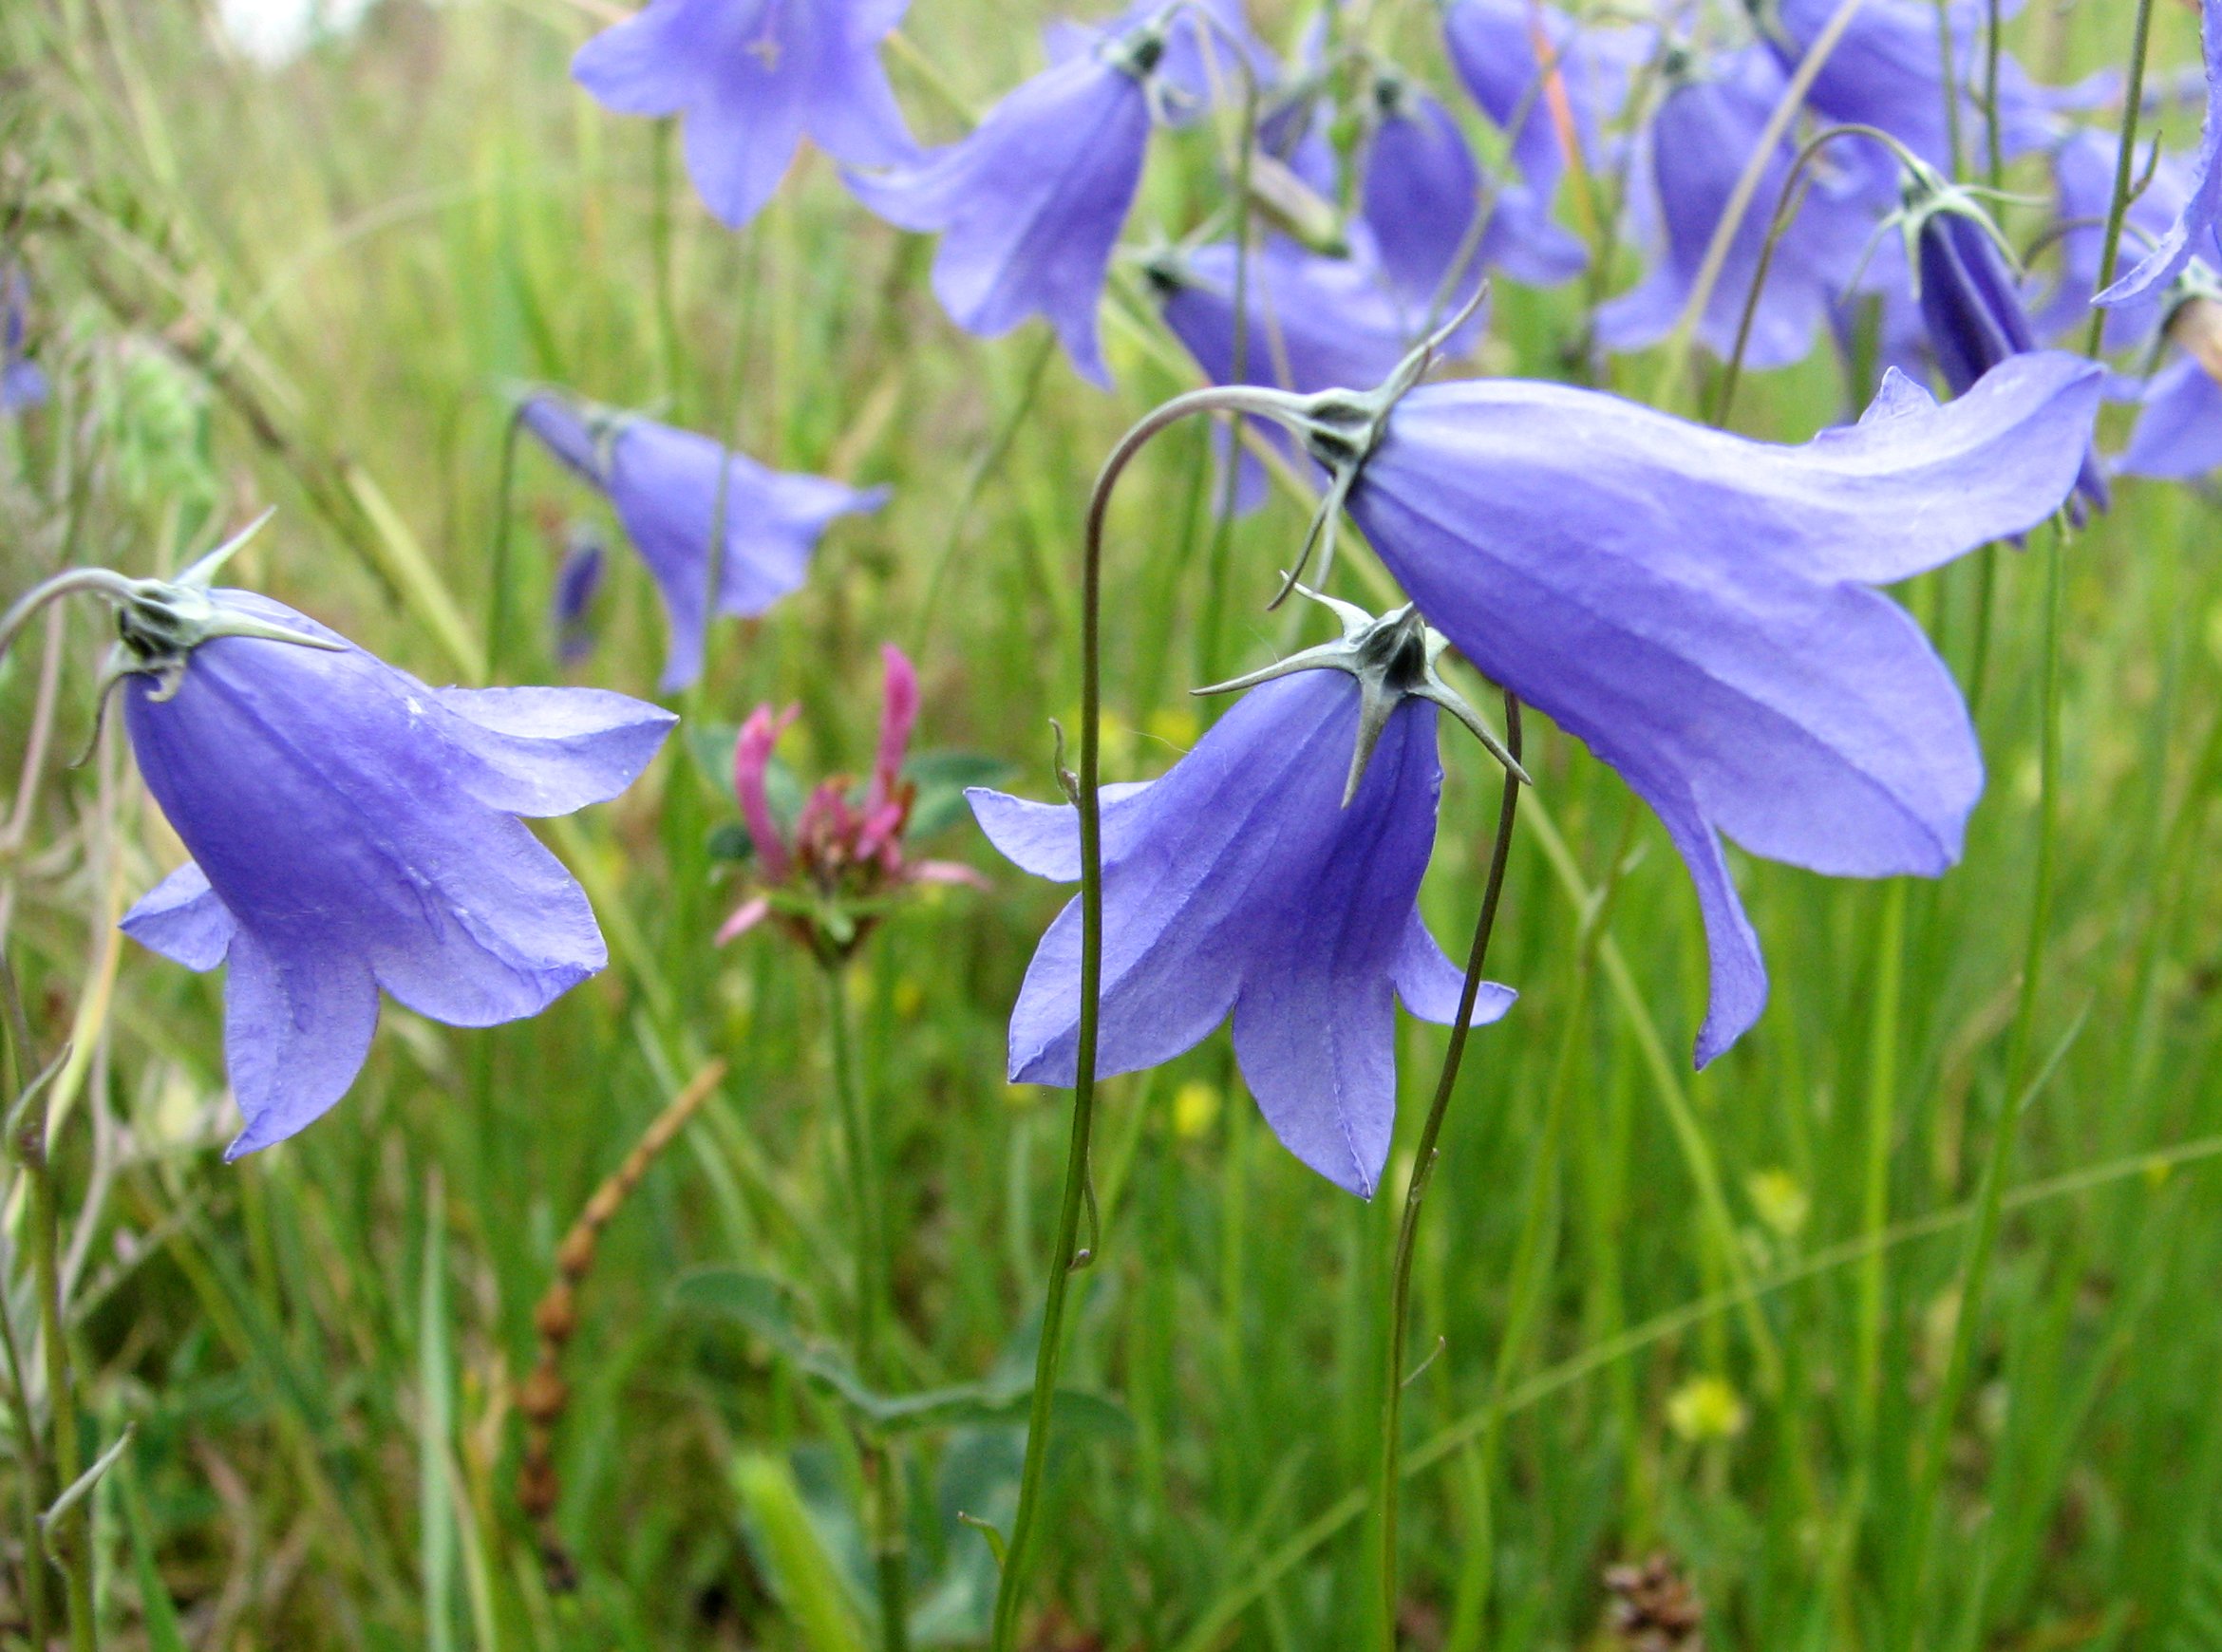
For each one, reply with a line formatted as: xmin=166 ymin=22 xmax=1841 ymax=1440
xmin=550 ymin=527 xmax=608 ymax=666
xmin=1442 ymin=0 xmax=1635 ymax=201
xmin=2 ymin=268 xmax=47 ymax=414
xmin=1362 ymin=68 xmax=1586 ymax=307
xmin=571 ymin=0 xmax=917 ymax=229
xmin=2033 ymin=129 xmax=2192 ymax=349
xmin=969 ymin=598 xmax=1516 ymax=1196
xmin=518 ymin=392 xmax=886 ymax=692
xmin=845 ymin=13 xmax=1179 ymax=385
xmin=110 ymin=522 xmax=675 ymax=1155
xmin=2096 ymin=0 xmax=2222 ymax=306
xmin=1899 ymin=164 xmax=2110 ymax=516
xmin=1255 ymin=346 xmax=2102 ymax=1064
xmin=2118 ymin=292 xmax=2222 ymax=479
xmin=1041 ymin=0 xmax=1271 ymax=120
xmin=1599 ymin=46 xmax=1875 ymax=369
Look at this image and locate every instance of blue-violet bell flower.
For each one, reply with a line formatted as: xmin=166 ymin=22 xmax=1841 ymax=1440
xmin=518 ymin=391 xmax=886 ymax=692
xmin=845 ymin=14 xmax=1173 ymax=385
xmin=2096 ymin=0 xmax=2222 ymax=306
xmin=2118 ymin=291 xmax=2222 ymax=479
xmin=2 ymin=267 xmax=47 ymax=414
xmin=2032 ymin=128 xmax=2192 ymax=349
xmin=572 ymin=0 xmax=917 ymax=229
xmin=550 ymin=527 xmax=608 ymax=667
xmin=1900 ymin=164 xmax=2111 ymax=516
xmin=968 ymin=599 xmax=1515 ymax=1197
xmin=1268 ymin=347 xmax=2101 ymax=1064
xmin=112 ymin=527 xmax=675 ymax=1156
xmin=1041 ymin=0 xmax=1271 ymax=120
xmin=1599 ymin=45 xmax=1876 ymax=369
xmin=1442 ymin=0 xmax=1635 ymax=201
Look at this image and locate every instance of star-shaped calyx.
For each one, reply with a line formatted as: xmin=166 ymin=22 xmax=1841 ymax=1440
xmin=1194 ymin=586 xmax=1530 ymax=805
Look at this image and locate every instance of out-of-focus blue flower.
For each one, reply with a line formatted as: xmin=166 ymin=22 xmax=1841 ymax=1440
xmin=847 ymin=14 xmax=1179 ymax=385
xmin=1362 ymin=68 xmax=1585 ymax=307
xmin=118 ymin=572 xmax=674 ymax=1156
xmin=1442 ymin=0 xmax=1637 ymax=198
xmin=2032 ymin=129 xmax=2192 ymax=348
xmin=518 ymin=393 xmax=886 ymax=692
xmin=1150 ymin=236 xmax=1417 ymax=510
xmin=2118 ymin=347 xmax=2222 ymax=479
xmin=1761 ymin=0 xmax=2063 ymax=178
xmin=550 ymin=527 xmax=608 ymax=666
xmin=969 ymin=617 xmax=1513 ymax=1197
xmin=1903 ymin=170 xmax=2110 ymax=515
xmin=1598 ymin=46 xmax=1874 ymax=369
xmin=1291 ymin=351 xmax=2101 ymax=1063
xmin=2098 ymin=0 xmax=2222 ymax=306
xmin=2 ymin=267 xmax=47 ymax=414
xmin=1041 ymin=0 xmax=1271 ymax=120
xmin=572 ymin=0 xmax=917 ymax=229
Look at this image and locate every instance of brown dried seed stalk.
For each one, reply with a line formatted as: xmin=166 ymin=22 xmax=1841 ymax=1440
xmin=517 ymin=1059 xmax=726 ymax=1590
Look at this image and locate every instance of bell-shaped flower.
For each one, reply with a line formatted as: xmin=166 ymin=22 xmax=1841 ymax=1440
xmin=1361 ymin=68 xmax=1585 ymax=307
xmin=1599 ymin=46 xmax=1876 ymax=369
xmin=2032 ymin=129 xmax=2192 ymax=349
xmin=109 ymin=531 xmax=675 ymax=1155
xmin=1901 ymin=168 xmax=2110 ymax=516
xmin=969 ymin=601 xmax=1514 ymax=1196
xmin=1761 ymin=0 xmax=2064 ymax=177
xmin=571 ymin=0 xmax=917 ymax=229
xmin=1442 ymin=0 xmax=1636 ymax=198
xmin=2118 ymin=292 xmax=2222 ymax=479
xmin=1041 ymin=0 xmax=1271 ymax=121
xmin=717 ymin=644 xmax=983 ymax=959
xmin=2096 ymin=0 xmax=2222 ymax=306
xmin=518 ymin=392 xmax=886 ymax=692
xmin=1269 ymin=347 xmax=2100 ymax=1064
xmin=845 ymin=15 xmax=1177 ymax=385
xmin=549 ymin=528 xmax=607 ymax=666
xmin=2 ymin=267 xmax=46 ymax=414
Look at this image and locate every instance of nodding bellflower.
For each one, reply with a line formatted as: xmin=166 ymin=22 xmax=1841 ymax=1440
xmin=550 ymin=528 xmax=608 ymax=667
xmin=1361 ymin=68 xmax=1585 ymax=307
xmin=2 ymin=268 xmax=46 ymax=414
xmin=845 ymin=12 xmax=1177 ymax=385
xmin=571 ymin=0 xmax=917 ymax=229
xmin=2095 ymin=0 xmax=2222 ymax=306
xmin=2118 ymin=292 xmax=2222 ymax=480
xmin=2033 ymin=129 xmax=2192 ymax=349
xmin=1900 ymin=167 xmax=2111 ymax=516
xmin=1598 ymin=45 xmax=1876 ymax=369
xmin=113 ymin=529 xmax=676 ymax=1156
xmin=1441 ymin=0 xmax=1634 ymax=200
xmin=1274 ymin=348 xmax=2101 ymax=1064
xmin=518 ymin=392 xmax=886 ymax=692
xmin=1041 ymin=0 xmax=1271 ymax=118
xmin=969 ymin=601 xmax=1515 ymax=1197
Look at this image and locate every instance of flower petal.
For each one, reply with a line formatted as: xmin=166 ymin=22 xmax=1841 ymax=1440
xmin=121 ymin=860 xmax=236 ymax=973
xmin=435 ymin=685 xmax=676 ymax=817
xmin=222 ymin=932 xmax=380 ymax=1158
xmin=1390 ymin=912 xmax=1516 ymax=1029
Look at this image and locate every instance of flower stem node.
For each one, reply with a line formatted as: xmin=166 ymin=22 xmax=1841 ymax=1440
xmin=1194 ymin=587 xmax=1528 ymax=803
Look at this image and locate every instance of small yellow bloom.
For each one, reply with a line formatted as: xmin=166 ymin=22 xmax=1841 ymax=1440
xmin=1172 ymin=1079 xmax=1221 ymax=1139
xmin=1144 ymin=704 xmax=1199 ymax=752
xmin=1666 ymin=1375 xmax=1747 ymax=1443
xmin=893 ymin=978 xmax=924 ymax=1020
xmin=1745 ymin=1169 xmax=1810 ymax=1239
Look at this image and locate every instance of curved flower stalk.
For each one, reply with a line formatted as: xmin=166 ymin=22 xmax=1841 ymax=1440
xmin=2096 ymin=0 xmax=2220 ymax=306
xmin=1599 ymin=46 xmax=1877 ymax=369
xmin=1897 ymin=163 xmax=2111 ymax=516
xmin=1241 ymin=346 xmax=2102 ymax=1064
xmin=2 ymin=266 xmax=46 ymax=414
xmin=718 ymin=644 xmax=984 ymax=963
xmin=571 ymin=0 xmax=917 ymax=229
xmin=970 ymin=603 xmax=1514 ymax=1197
xmin=518 ymin=392 xmax=886 ymax=692
xmin=1361 ymin=67 xmax=1585 ymax=310
xmin=0 ymin=518 xmax=677 ymax=1157
xmin=846 ymin=9 xmax=1194 ymax=385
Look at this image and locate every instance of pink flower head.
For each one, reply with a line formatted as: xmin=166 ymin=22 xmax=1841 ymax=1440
xmin=716 ymin=646 xmax=982 ymax=960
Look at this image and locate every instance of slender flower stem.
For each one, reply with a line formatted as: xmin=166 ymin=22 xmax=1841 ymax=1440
xmin=485 ymin=403 xmax=524 ymax=679
xmin=988 ymin=390 xmax=1264 ymax=1651
xmin=1982 ymin=0 xmax=2004 ymax=190
xmin=1376 ymin=695 xmax=1523 ymax=1652
xmin=823 ymin=963 xmax=909 ymax=1652
xmin=2082 ymin=0 xmax=2158 ymax=359
xmin=0 ymin=961 xmax=51 ymax=1650
xmin=0 ymin=568 xmax=137 ymax=666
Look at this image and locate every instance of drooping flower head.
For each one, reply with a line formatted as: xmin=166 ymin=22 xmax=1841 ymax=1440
xmin=2 ymin=267 xmax=47 ymax=415
xmin=1361 ymin=66 xmax=1585 ymax=310
xmin=1042 ymin=0 xmax=1271 ymax=119
xmin=1599 ymin=44 xmax=1876 ymax=370
xmin=94 ymin=519 xmax=675 ymax=1155
xmin=1248 ymin=343 xmax=2101 ymax=1065
xmin=1442 ymin=0 xmax=1637 ymax=200
xmin=572 ymin=0 xmax=917 ymax=229
xmin=550 ymin=527 xmax=608 ymax=666
xmin=718 ymin=644 xmax=983 ymax=960
xmin=970 ymin=597 xmax=1516 ymax=1196
xmin=2118 ymin=286 xmax=2222 ymax=479
xmin=1896 ymin=161 xmax=2111 ymax=516
xmin=2094 ymin=0 xmax=2222 ymax=306
xmin=2031 ymin=128 xmax=2193 ymax=350
xmin=846 ymin=9 xmax=1186 ymax=385
xmin=518 ymin=391 xmax=886 ymax=692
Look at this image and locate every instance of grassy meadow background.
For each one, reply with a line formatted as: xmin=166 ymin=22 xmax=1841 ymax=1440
xmin=5 ymin=0 xmax=2222 ymax=1645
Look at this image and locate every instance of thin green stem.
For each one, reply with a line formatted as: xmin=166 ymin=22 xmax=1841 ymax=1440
xmin=1982 ymin=0 xmax=2004 ymax=189
xmin=1376 ymin=696 xmax=1523 ymax=1652
xmin=0 ymin=960 xmax=51 ymax=1651
xmin=1854 ymin=879 xmax=1906 ymax=1449
xmin=823 ymin=962 xmax=909 ymax=1652
xmin=485 ymin=403 xmax=523 ymax=680
xmin=2083 ymin=0 xmax=2158 ymax=359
